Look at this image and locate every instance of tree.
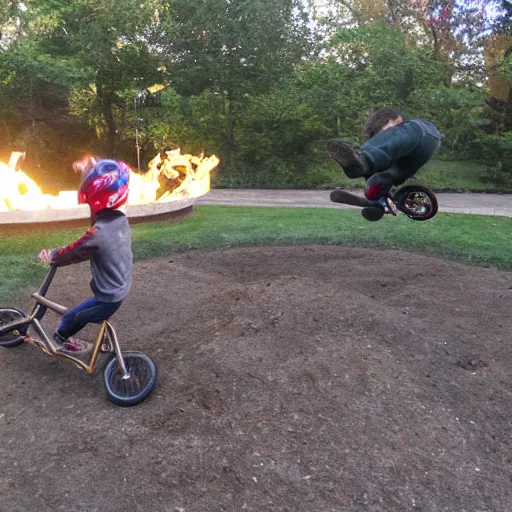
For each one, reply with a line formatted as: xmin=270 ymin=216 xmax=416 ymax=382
xmin=5 ymin=0 xmax=171 ymax=156
xmin=483 ymin=0 xmax=512 ymax=131
xmin=327 ymin=0 xmax=503 ymax=83
xmin=162 ymin=0 xmax=313 ymax=175
xmin=327 ymin=22 xmax=447 ymax=117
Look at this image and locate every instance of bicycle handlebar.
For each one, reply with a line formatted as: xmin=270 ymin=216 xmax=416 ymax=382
xmin=36 ymin=265 xmax=57 ymax=297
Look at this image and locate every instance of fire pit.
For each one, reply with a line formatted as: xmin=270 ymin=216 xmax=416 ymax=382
xmin=0 ymin=150 xmax=219 ymax=231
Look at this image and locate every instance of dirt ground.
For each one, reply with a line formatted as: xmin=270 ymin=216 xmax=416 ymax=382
xmin=1 ymin=245 xmax=512 ymax=512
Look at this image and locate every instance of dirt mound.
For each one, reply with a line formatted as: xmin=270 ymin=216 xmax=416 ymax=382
xmin=1 ymin=246 xmax=511 ymax=511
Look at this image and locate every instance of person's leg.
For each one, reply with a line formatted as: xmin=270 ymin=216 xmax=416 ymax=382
xmin=395 ymin=130 xmax=441 ymax=179
xmin=360 ymin=121 xmax=424 ymax=172
xmin=364 ymin=128 xmax=441 ymax=201
xmin=327 ymin=122 xmax=430 ymax=178
xmin=364 ymin=165 xmax=405 ymax=200
xmin=327 ymin=139 xmax=373 ymax=178
xmin=57 ymin=297 xmax=97 ymax=339
xmin=57 ymin=297 xmax=122 ymax=339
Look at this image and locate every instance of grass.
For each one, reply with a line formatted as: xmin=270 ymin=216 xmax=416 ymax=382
xmin=415 ymin=159 xmax=503 ymax=192
xmin=317 ymin=158 xmax=501 ymax=193
xmin=0 ymin=205 xmax=511 ymax=303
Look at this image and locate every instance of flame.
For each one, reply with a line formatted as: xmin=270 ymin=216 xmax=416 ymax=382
xmin=128 ymin=149 xmax=219 ymax=205
xmin=0 ymin=150 xmax=219 ymax=212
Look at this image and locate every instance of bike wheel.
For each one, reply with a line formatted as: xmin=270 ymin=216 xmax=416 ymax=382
xmin=0 ymin=308 xmax=27 ymax=348
xmin=394 ymin=185 xmax=438 ymax=221
xmin=103 ymin=351 xmax=157 ymax=406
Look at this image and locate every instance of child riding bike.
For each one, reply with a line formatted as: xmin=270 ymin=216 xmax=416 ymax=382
xmin=327 ymin=108 xmax=441 ymax=221
xmin=38 ymin=157 xmax=133 ymax=353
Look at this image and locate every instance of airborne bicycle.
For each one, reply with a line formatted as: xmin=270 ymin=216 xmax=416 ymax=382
xmin=330 ymin=184 xmax=438 ymax=221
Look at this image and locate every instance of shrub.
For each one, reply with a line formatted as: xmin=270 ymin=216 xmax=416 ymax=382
xmin=476 ymin=132 xmax=512 ymax=187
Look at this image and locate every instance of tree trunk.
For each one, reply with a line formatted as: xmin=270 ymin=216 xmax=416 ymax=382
xmin=223 ymin=92 xmax=236 ymax=174
xmin=97 ymin=85 xmax=118 ymax=157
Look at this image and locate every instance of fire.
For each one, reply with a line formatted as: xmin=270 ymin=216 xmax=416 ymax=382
xmin=0 ymin=150 xmax=219 ymax=212
xmin=128 ymin=149 xmax=219 ymax=204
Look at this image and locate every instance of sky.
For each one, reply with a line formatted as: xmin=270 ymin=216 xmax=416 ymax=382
xmin=308 ymin=0 xmax=507 ymax=21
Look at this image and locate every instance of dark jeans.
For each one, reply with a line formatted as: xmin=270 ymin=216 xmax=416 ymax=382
xmin=361 ymin=119 xmax=441 ymax=196
xmin=57 ymin=297 xmax=123 ymax=338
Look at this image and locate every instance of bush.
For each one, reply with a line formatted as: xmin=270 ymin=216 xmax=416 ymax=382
xmin=476 ymin=132 xmax=512 ymax=187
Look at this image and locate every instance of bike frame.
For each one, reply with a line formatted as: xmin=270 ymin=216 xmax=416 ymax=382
xmin=0 ymin=266 xmax=129 ymax=376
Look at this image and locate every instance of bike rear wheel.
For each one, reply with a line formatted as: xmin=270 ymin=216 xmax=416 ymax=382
xmin=394 ymin=185 xmax=438 ymax=221
xmin=0 ymin=308 xmax=28 ymax=348
xmin=103 ymin=351 xmax=157 ymax=406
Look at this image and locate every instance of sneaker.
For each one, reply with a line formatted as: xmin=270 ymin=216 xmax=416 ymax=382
xmin=361 ymin=206 xmax=385 ymax=221
xmin=378 ymin=196 xmax=398 ymax=216
xmin=53 ymin=332 xmax=93 ymax=354
xmin=327 ymin=140 xmax=370 ymax=178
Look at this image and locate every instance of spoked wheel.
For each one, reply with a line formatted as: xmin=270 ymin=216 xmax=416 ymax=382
xmin=394 ymin=185 xmax=438 ymax=221
xmin=0 ymin=308 xmax=28 ymax=348
xmin=103 ymin=351 xmax=157 ymax=406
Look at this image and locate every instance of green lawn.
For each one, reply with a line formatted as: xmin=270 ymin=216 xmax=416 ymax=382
xmin=416 ymin=159 xmax=503 ymax=192
xmin=0 ymin=205 xmax=511 ymax=303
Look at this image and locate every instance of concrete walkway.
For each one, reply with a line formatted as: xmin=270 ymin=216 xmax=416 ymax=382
xmin=197 ymin=189 xmax=512 ymax=217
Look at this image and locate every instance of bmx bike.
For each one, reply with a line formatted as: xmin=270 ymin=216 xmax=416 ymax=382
xmin=0 ymin=265 xmax=157 ymax=406
xmin=330 ymin=183 xmax=438 ymax=221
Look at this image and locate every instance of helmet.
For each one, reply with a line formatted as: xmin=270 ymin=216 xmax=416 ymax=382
xmin=78 ymin=159 xmax=130 ymax=215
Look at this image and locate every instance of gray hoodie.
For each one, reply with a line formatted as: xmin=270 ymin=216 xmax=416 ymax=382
xmin=50 ymin=210 xmax=133 ymax=303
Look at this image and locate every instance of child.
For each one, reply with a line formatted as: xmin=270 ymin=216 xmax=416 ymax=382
xmin=327 ymin=108 xmax=441 ymax=221
xmin=38 ymin=158 xmax=132 ymax=353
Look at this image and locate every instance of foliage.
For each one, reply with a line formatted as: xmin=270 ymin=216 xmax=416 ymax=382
xmin=2 ymin=0 xmax=171 ymax=156
xmin=476 ymin=132 xmax=512 ymax=187
xmin=224 ymin=80 xmax=332 ymax=187
xmin=276 ymin=157 xmax=499 ymax=193
xmin=328 ymin=23 xmax=448 ymax=127
xmin=165 ymin=0 xmax=312 ymax=97
xmin=496 ymin=52 xmax=512 ymax=85
xmin=0 ymin=0 xmax=511 ymax=191
xmin=408 ymin=85 xmax=486 ymax=154
xmin=161 ymin=0 xmax=314 ymax=176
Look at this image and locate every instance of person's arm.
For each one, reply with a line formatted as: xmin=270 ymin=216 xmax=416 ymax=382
xmin=38 ymin=226 xmax=99 ymax=267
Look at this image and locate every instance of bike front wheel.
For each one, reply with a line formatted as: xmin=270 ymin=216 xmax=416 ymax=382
xmin=0 ymin=308 xmax=28 ymax=348
xmin=394 ymin=185 xmax=438 ymax=221
xmin=103 ymin=351 xmax=157 ymax=406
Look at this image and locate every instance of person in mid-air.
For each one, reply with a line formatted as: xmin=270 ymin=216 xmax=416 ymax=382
xmin=327 ymin=108 xmax=441 ymax=221
xmin=38 ymin=157 xmax=132 ymax=353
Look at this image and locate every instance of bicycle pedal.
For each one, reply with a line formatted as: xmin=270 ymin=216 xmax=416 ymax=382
xmin=379 ymin=196 xmax=397 ymax=216
xmin=386 ymin=198 xmax=398 ymax=216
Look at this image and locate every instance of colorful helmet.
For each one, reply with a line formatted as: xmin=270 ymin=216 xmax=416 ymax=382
xmin=77 ymin=159 xmax=130 ymax=215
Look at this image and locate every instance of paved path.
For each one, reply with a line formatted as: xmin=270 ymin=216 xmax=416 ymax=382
xmin=197 ymin=189 xmax=512 ymax=217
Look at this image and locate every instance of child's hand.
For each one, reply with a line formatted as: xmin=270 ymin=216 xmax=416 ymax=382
xmin=38 ymin=249 xmax=54 ymax=265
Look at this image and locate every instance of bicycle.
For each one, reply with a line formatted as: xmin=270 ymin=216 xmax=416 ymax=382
xmin=330 ymin=184 xmax=438 ymax=221
xmin=0 ymin=265 xmax=157 ymax=406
